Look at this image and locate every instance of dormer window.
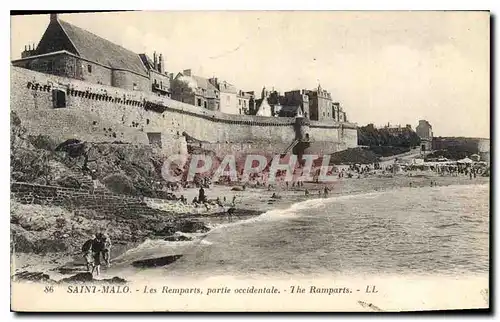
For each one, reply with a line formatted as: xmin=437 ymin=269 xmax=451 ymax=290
xmin=87 ymin=64 xmax=92 ymax=73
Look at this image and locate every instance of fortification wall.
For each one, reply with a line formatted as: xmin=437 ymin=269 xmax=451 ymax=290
xmin=10 ymin=182 xmax=176 ymax=220
xmin=11 ymin=66 xmax=358 ymax=155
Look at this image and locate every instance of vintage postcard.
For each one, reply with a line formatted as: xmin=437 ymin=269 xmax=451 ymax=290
xmin=10 ymin=11 xmax=490 ymax=312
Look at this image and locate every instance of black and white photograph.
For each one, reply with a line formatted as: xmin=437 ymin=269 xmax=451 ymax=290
xmin=9 ymin=10 xmax=490 ymax=312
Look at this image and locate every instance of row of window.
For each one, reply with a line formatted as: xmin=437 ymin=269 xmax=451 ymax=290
xmin=321 ymin=111 xmax=345 ymax=120
xmin=197 ymin=98 xmax=208 ymax=109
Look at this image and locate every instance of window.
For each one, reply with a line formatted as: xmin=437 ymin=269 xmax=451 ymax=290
xmin=87 ymin=64 xmax=92 ymax=73
xmin=47 ymin=61 xmax=53 ymax=71
xmin=323 ymin=112 xmax=325 ymax=117
xmin=197 ymin=98 xmax=202 ymax=106
xmin=239 ymin=99 xmax=242 ymax=105
xmin=52 ymin=90 xmax=66 ymax=108
xmin=243 ymin=100 xmax=246 ymax=107
xmin=204 ymin=101 xmax=207 ymax=108
xmin=227 ymin=96 xmax=230 ymax=102
xmin=133 ymin=83 xmax=137 ymax=90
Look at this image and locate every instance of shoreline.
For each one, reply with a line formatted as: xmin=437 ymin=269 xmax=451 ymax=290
xmin=11 ymin=173 xmax=489 ymax=283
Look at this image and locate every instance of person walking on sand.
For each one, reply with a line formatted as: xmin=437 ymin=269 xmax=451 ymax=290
xmin=81 ymin=238 xmax=95 ymax=272
xmin=101 ymin=233 xmax=112 ymax=268
xmin=90 ymin=233 xmax=105 ymax=276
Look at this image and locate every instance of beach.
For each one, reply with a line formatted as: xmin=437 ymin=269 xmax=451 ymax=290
xmin=11 ymin=170 xmax=489 ymax=282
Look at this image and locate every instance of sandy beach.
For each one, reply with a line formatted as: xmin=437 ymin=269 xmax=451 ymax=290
xmin=11 ymin=169 xmax=489 ymax=283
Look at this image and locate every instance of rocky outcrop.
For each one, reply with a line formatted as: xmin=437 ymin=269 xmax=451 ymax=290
xmin=132 ymin=255 xmax=183 ymax=268
xmin=13 ymin=271 xmax=127 ymax=284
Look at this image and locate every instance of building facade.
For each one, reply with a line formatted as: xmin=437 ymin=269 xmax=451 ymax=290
xmin=416 ymin=119 xmax=433 ymax=152
xmin=282 ymin=90 xmax=310 ymax=118
xmin=208 ymin=78 xmax=238 ymax=114
xmin=237 ymin=91 xmax=252 ymax=115
xmin=172 ymin=69 xmax=220 ymax=111
xmin=307 ymin=85 xmax=333 ymax=121
xmin=11 ymin=14 xmax=173 ymax=96
xmin=139 ymin=52 xmax=171 ymax=97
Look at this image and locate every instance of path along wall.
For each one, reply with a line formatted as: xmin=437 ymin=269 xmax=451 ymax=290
xmin=11 ymin=66 xmax=357 ymax=156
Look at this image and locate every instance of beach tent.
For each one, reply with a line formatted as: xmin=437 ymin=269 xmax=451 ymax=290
xmin=457 ymin=157 xmax=474 ymax=164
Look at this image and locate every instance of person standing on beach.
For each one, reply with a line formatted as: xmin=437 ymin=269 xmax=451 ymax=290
xmin=198 ymin=186 xmax=206 ymax=203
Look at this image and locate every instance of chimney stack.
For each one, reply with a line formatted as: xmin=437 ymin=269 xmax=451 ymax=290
xmin=153 ymin=52 xmax=158 ymax=71
xmin=183 ymin=69 xmax=191 ymax=77
xmin=50 ymin=13 xmax=58 ymax=23
xmin=158 ymin=53 xmax=164 ymax=74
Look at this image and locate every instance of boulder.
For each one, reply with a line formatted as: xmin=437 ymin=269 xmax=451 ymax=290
xmin=164 ymin=234 xmax=193 ymax=242
xmin=59 ymin=272 xmax=93 ymax=283
xmin=13 ymin=271 xmax=54 ymax=283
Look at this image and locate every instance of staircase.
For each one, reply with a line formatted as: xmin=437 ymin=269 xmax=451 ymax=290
xmin=282 ymin=139 xmax=299 ymax=156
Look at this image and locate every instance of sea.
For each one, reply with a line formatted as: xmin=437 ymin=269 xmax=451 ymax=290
xmin=114 ymin=183 xmax=489 ymax=279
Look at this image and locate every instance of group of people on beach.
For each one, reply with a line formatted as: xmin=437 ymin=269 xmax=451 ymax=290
xmin=82 ymin=232 xmax=112 ymax=276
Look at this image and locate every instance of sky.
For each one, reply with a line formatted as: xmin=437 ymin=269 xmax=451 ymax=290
xmin=10 ymin=11 xmax=490 ymax=138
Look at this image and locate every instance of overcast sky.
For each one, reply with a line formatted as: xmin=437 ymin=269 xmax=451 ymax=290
xmin=11 ymin=11 xmax=490 ymax=138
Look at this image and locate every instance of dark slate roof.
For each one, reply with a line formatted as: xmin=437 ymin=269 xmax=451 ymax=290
xmin=138 ymin=54 xmax=155 ymax=70
xmin=58 ymin=20 xmax=148 ymax=76
xmin=192 ymin=75 xmax=218 ymax=92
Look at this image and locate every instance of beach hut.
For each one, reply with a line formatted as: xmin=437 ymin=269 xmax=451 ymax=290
xmin=470 ymin=154 xmax=481 ymax=162
xmin=457 ymin=157 xmax=474 ymax=164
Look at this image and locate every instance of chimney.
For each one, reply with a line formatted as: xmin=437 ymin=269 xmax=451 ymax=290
xmin=183 ymin=69 xmax=191 ymax=77
xmin=50 ymin=13 xmax=58 ymax=23
xmin=158 ymin=53 xmax=164 ymax=74
xmin=21 ymin=44 xmax=31 ymax=58
xmin=153 ymin=52 xmax=158 ymax=71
